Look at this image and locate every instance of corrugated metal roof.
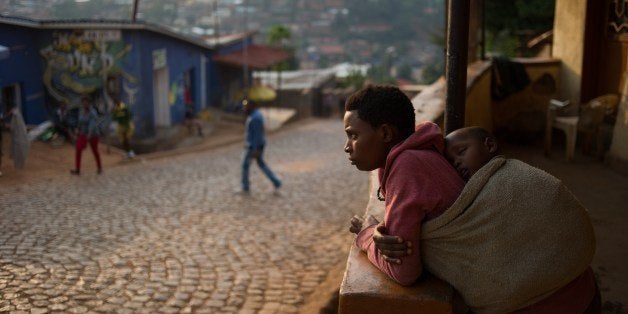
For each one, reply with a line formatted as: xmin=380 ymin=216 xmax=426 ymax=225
xmin=0 ymin=15 xmax=255 ymax=51
xmin=213 ymin=44 xmax=292 ymax=70
xmin=254 ymin=68 xmax=336 ymax=90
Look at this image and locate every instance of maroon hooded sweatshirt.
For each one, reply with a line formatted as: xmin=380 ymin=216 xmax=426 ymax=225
xmin=355 ymin=121 xmax=464 ymax=285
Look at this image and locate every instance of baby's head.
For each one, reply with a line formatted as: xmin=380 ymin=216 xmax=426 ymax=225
xmin=444 ymin=127 xmax=498 ymax=181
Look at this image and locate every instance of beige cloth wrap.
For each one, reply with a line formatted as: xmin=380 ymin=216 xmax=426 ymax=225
xmin=421 ymin=156 xmax=595 ymax=313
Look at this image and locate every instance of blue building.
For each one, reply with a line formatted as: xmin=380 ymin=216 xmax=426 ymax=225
xmin=0 ymin=16 xmax=289 ymax=138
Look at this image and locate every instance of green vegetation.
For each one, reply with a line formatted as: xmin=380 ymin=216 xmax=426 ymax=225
xmin=267 ymin=25 xmax=297 ymax=71
xmin=338 ymin=70 xmax=367 ymax=89
xmin=421 ymin=29 xmax=445 ymax=84
xmin=484 ymin=0 xmax=556 ymax=57
xmin=332 ymin=0 xmax=444 ymax=84
xmin=268 ymin=25 xmax=291 ymax=47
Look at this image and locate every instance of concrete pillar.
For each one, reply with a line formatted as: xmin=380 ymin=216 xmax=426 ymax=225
xmin=552 ymin=0 xmax=588 ymax=105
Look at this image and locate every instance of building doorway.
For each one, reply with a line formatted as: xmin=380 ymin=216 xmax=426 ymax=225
xmin=1 ymin=83 xmax=21 ymax=116
xmin=153 ymin=67 xmax=170 ymax=127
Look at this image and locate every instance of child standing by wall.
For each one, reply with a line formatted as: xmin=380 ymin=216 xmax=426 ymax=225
xmin=70 ymin=95 xmax=102 ymax=175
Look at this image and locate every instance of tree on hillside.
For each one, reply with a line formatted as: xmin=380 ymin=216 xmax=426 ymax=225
xmin=268 ymin=25 xmax=291 ymax=47
xmin=421 ymin=30 xmax=445 ymax=84
xmin=267 ymin=25 xmax=297 ymax=71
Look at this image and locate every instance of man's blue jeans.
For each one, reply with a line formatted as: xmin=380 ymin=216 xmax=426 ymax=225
xmin=241 ymin=145 xmax=281 ymax=192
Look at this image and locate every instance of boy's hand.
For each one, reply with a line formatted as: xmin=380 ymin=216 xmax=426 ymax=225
xmin=373 ymin=225 xmax=412 ymax=264
xmin=349 ymin=215 xmax=364 ymax=234
xmin=349 ymin=214 xmax=379 ymax=234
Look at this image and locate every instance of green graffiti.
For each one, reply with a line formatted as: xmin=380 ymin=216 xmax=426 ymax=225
xmin=40 ymin=30 xmax=137 ymax=103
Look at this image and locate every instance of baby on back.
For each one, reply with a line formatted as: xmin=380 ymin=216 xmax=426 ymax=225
xmin=443 ymin=126 xmax=499 ymax=181
xmin=375 ymin=126 xmax=600 ymax=313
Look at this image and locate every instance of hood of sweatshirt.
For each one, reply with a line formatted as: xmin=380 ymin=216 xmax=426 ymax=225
xmin=379 ymin=121 xmax=446 ymax=184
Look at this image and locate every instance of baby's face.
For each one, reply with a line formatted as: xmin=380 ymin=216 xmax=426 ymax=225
xmin=445 ymin=132 xmax=493 ymax=181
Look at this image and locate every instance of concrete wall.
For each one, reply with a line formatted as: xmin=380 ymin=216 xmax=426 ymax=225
xmin=124 ymin=30 xmax=207 ymax=136
xmin=600 ymin=1 xmax=628 ymax=166
xmin=551 ymin=0 xmax=628 ymax=166
xmin=491 ymin=59 xmax=561 ymax=141
xmin=465 ymin=61 xmax=492 ymax=131
xmin=0 ymin=23 xmax=215 ymax=137
xmin=553 ymin=0 xmax=587 ymax=105
xmin=463 ymin=59 xmax=560 ymax=140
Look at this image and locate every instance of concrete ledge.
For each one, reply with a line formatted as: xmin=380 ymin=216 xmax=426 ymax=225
xmin=412 ymin=77 xmax=446 ymax=124
xmin=339 ymin=246 xmax=454 ymax=314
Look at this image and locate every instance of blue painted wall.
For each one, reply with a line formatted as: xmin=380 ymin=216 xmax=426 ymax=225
xmin=0 ymin=24 xmax=46 ymax=124
xmin=0 ymin=22 xmax=227 ymax=137
xmin=126 ymin=30 xmax=207 ymax=135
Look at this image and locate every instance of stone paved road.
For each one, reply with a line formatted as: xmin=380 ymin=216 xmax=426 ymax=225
xmin=0 ymin=119 xmax=370 ymax=313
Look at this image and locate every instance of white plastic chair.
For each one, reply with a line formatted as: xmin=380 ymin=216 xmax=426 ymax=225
xmin=545 ymin=99 xmax=577 ymax=161
xmin=545 ymin=94 xmax=619 ymax=161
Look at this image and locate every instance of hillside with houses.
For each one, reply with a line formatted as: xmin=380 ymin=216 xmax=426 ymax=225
xmin=1 ymin=0 xmax=445 ymax=84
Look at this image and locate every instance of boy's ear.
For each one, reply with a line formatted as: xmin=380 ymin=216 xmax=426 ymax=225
xmin=378 ymin=124 xmax=396 ymax=143
xmin=484 ymin=137 xmax=498 ymax=154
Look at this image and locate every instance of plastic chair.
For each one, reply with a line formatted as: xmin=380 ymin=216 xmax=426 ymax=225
xmin=544 ymin=94 xmax=619 ymax=161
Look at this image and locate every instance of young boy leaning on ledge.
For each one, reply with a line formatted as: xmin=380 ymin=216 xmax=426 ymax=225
xmin=343 ymin=84 xmax=599 ymax=313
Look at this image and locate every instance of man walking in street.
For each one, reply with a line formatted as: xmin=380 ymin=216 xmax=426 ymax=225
xmin=238 ymin=99 xmax=282 ymax=195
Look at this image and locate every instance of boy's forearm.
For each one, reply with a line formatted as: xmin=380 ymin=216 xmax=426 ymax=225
xmin=356 ymin=224 xmax=423 ymax=286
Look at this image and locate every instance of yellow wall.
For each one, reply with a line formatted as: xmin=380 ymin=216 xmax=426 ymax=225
xmin=465 ymin=62 xmax=493 ymax=130
xmin=492 ymin=61 xmax=561 ymax=131
xmin=464 ymin=60 xmax=560 ymax=135
xmin=553 ymin=0 xmax=587 ymax=105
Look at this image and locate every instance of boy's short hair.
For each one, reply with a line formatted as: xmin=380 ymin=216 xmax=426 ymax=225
xmin=345 ymin=85 xmax=415 ymax=139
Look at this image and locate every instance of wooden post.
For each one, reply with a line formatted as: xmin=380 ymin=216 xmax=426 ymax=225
xmin=132 ymin=0 xmax=139 ymax=22
xmin=444 ymin=0 xmax=470 ymax=134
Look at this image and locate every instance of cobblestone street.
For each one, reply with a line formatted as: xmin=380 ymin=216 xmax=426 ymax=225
xmin=0 ymin=119 xmax=370 ymax=313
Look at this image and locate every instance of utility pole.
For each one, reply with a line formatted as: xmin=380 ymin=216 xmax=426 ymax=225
xmin=214 ymin=0 xmax=220 ymax=46
xmin=132 ymin=0 xmax=139 ymax=23
xmin=243 ymin=0 xmax=249 ymax=94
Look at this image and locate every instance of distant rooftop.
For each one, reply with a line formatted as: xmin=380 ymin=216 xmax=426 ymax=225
xmin=254 ymin=68 xmax=337 ymax=90
xmin=213 ymin=44 xmax=292 ymax=70
xmin=0 ymin=14 xmax=256 ymax=50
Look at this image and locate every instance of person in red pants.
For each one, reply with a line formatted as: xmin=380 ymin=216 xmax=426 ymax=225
xmin=70 ymin=95 xmax=102 ymax=175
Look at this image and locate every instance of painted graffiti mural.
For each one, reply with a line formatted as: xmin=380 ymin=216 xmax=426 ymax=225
xmin=39 ymin=29 xmax=137 ymax=109
xmin=609 ymin=0 xmax=628 ymax=34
